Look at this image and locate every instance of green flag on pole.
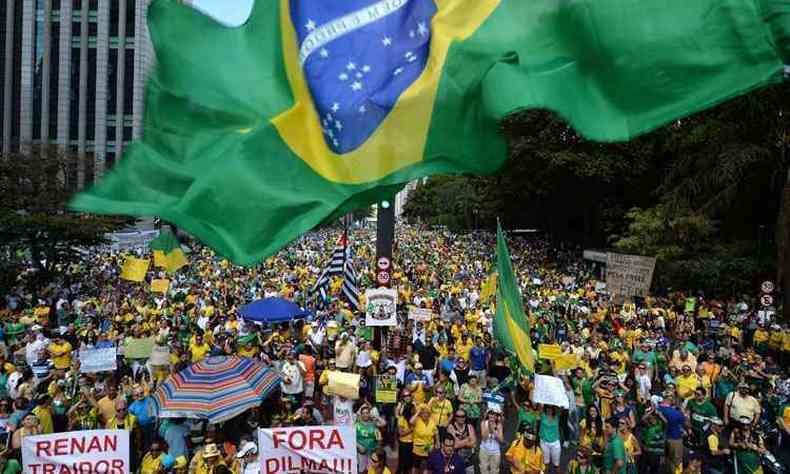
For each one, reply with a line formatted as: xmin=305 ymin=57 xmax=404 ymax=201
xmin=493 ymin=222 xmax=535 ymax=372
xmin=71 ymin=0 xmax=790 ymax=265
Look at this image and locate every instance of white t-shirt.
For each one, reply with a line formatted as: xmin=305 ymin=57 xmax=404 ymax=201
xmin=333 ymin=397 xmax=354 ymax=425
xmin=280 ymin=360 xmax=305 ymax=395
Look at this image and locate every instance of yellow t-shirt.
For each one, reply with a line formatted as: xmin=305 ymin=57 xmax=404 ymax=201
xmin=782 ymin=406 xmax=790 ymax=428
xmin=48 ymin=342 xmax=73 ymax=370
xmin=190 ymin=343 xmax=211 ymax=363
xmin=397 ymin=416 xmax=413 ymax=443
xmin=782 ymin=331 xmax=790 ymax=351
xmin=455 ymin=340 xmax=474 ymax=361
xmin=368 ymin=468 xmax=392 ymax=474
xmin=506 ymin=437 xmax=543 ymax=474
xmin=753 ymin=329 xmax=769 ymax=344
xmin=430 ymin=399 xmax=453 ymax=427
xmin=140 ymin=453 xmax=163 ymax=474
xmin=412 ymin=418 xmax=437 ymax=456
xmin=676 ymin=374 xmax=699 ymax=400
xmin=769 ymin=331 xmax=784 ymax=349
xmin=32 ymin=406 xmax=54 ymax=434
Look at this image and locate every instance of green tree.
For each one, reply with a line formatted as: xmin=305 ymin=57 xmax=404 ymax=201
xmin=0 ymin=146 xmax=129 ymax=298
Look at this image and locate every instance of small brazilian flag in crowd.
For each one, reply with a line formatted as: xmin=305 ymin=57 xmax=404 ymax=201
xmin=149 ymin=229 xmax=188 ymax=273
xmin=493 ymin=223 xmax=534 ymax=372
xmin=120 ymin=257 xmax=150 ymax=282
xmin=71 ymin=0 xmax=789 ymax=265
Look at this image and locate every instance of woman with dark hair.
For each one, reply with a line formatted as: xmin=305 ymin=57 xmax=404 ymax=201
xmin=579 ymin=405 xmax=605 ymax=467
xmin=396 ymin=392 xmax=415 ymax=474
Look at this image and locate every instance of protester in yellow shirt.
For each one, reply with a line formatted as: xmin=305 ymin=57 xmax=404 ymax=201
xmin=32 ymin=396 xmax=54 ymax=434
xmin=455 ymin=334 xmax=474 ymax=361
xmin=140 ymin=442 xmax=165 ymax=474
xmin=506 ymin=431 xmax=544 ymax=474
xmin=428 ymin=388 xmax=454 ymax=428
xmin=676 ymin=365 xmax=700 ymax=400
xmin=411 ymin=406 xmax=438 ymax=463
xmin=47 ymin=336 xmax=73 ymax=372
xmin=190 ymin=334 xmax=212 ymax=363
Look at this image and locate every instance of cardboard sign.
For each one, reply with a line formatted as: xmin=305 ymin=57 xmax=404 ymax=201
xmin=531 ymin=374 xmax=570 ymax=409
xmin=150 ymin=279 xmax=170 ymax=293
xmin=605 ymin=252 xmax=656 ymax=297
xmin=259 ymin=425 xmax=357 ymax=474
xmin=149 ymin=345 xmax=171 ymax=366
xmin=553 ymin=354 xmax=580 ymax=371
xmin=539 ymin=344 xmax=562 ymax=360
xmin=79 ymin=347 xmax=118 ymax=373
xmin=326 ymin=371 xmax=360 ymax=400
xmin=23 ymin=430 xmax=130 ymax=474
xmin=120 ymin=257 xmax=150 ymax=282
xmin=375 ymin=375 xmax=398 ymax=403
xmin=408 ymin=307 xmax=433 ymax=322
xmin=365 ymin=288 xmax=398 ymax=327
xmin=122 ymin=337 xmax=155 ymax=360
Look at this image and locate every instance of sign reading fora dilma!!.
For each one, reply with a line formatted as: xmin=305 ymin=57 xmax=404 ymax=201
xmin=258 ymin=425 xmax=357 ymax=474
xmin=605 ymin=252 xmax=656 ymax=298
xmin=365 ymin=288 xmax=398 ymax=327
xmin=23 ymin=430 xmax=129 ymax=474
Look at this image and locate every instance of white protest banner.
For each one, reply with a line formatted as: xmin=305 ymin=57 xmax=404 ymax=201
xmin=78 ymin=347 xmax=117 ymax=373
xmin=258 ymin=425 xmax=357 ymax=474
xmin=605 ymin=252 xmax=656 ymax=298
xmin=149 ymin=345 xmax=170 ymax=366
xmin=531 ymin=374 xmax=570 ymax=409
xmin=23 ymin=429 xmax=129 ymax=474
xmin=365 ymin=288 xmax=397 ymax=327
xmin=408 ymin=307 xmax=433 ymax=322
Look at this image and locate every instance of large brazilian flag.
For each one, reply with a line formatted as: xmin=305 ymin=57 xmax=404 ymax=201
xmin=71 ymin=0 xmax=790 ymax=264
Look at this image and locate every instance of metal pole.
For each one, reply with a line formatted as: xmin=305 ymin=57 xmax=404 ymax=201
xmin=374 ymin=199 xmax=395 ymax=350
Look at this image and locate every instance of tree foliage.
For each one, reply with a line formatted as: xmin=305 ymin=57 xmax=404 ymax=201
xmin=0 ymin=146 xmax=130 ymax=297
xmin=403 ymin=82 xmax=790 ymax=296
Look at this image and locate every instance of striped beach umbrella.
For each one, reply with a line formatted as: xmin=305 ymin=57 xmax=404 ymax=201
xmin=152 ymin=356 xmax=281 ymax=424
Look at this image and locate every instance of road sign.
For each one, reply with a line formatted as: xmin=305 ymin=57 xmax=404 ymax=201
xmin=761 ymin=281 xmax=775 ymax=294
xmin=760 ymin=294 xmax=774 ymax=307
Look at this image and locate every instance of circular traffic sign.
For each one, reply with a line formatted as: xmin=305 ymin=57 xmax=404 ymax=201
xmin=761 ymin=281 xmax=775 ymax=294
xmin=377 ymin=271 xmax=391 ymax=286
xmin=760 ymin=294 xmax=774 ymax=307
xmin=377 ymin=257 xmax=391 ymax=271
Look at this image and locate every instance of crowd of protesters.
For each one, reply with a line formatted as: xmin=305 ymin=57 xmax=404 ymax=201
xmin=0 ymin=226 xmax=789 ymax=474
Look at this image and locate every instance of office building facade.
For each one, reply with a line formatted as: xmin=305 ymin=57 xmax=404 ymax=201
xmin=1 ymin=0 xmax=155 ymax=188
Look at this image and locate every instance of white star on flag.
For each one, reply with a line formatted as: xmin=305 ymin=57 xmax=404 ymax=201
xmin=417 ymin=21 xmax=428 ymax=37
xmin=320 ymin=48 xmax=329 ymax=58
xmin=351 ymin=81 xmax=362 ymax=91
xmin=407 ymin=54 xmax=417 ymax=63
xmin=333 ymin=139 xmax=339 ymax=147
xmin=347 ymin=62 xmax=357 ymax=71
xmin=356 ymin=72 xmax=363 ymax=79
xmin=331 ymin=103 xmax=340 ymax=112
xmin=393 ymin=67 xmax=403 ymax=76
xmin=306 ymin=19 xmax=316 ymax=31
xmin=362 ymin=65 xmax=371 ymax=73
xmin=335 ymin=121 xmax=343 ymax=130
xmin=359 ymin=105 xmax=367 ymax=113
xmin=382 ymin=37 xmax=392 ymax=46
xmin=327 ymin=113 xmax=333 ymax=121
xmin=409 ymin=30 xmax=415 ymax=38
xmin=339 ymin=73 xmax=348 ymax=81
xmin=327 ymin=129 xmax=334 ymax=138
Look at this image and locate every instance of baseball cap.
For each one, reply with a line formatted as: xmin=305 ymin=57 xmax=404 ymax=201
xmin=236 ymin=441 xmax=258 ymax=458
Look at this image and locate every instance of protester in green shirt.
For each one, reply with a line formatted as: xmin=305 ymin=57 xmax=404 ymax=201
xmin=603 ymin=418 xmax=627 ymax=474
xmin=686 ymin=388 xmax=718 ymax=445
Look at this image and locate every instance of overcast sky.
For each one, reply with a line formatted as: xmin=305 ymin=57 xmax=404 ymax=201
xmin=188 ymin=0 xmax=255 ymax=27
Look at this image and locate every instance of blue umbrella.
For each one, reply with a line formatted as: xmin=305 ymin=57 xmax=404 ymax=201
xmin=239 ymin=297 xmax=311 ymax=324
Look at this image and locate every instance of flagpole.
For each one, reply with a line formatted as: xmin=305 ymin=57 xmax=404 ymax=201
xmin=374 ymin=198 xmax=395 ymax=351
